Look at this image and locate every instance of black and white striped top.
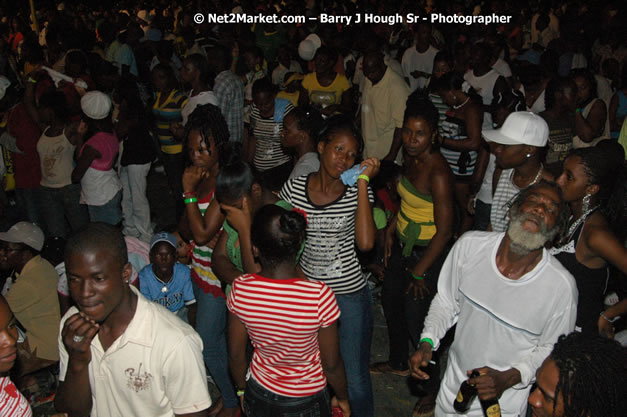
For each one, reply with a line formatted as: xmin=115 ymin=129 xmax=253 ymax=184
xmin=250 ymin=102 xmax=293 ymax=171
xmin=279 ymin=174 xmax=374 ymax=295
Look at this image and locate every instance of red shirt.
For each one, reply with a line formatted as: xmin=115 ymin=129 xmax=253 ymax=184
xmin=227 ymin=273 xmax=340 ymax=397
xmin=7 ymin=103 xmax=41 ymax=188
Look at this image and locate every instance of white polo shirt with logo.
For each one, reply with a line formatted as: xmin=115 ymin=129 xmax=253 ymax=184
xmin=58 ymin=286 xmax=211 ymax=417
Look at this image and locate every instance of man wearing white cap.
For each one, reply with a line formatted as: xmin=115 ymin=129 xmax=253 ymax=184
xmin=0 ymin=222 xmax=61 ymax=377
xmin=482 ymin=111 xmax=554 ymax=232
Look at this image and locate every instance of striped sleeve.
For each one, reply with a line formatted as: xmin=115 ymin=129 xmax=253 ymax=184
xmin=318 ymin=283 xmax=340 ymax=327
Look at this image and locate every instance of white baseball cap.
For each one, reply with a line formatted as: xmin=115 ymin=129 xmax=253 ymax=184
xmin=482 ymin=111 xmax=548 ymax=147
xmin=81 ymin=91 xmax=112 ymax=120
xmin=0 ymin=222 xmax=45 ymax=251
xmin=298 ymin=34 xmax=322 ymax=61
xmin=0 ymin=76 xmax=11 ymax=100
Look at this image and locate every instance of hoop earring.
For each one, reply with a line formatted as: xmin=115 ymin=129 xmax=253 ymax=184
xmin=526 ymin=153 xmax=531 ymax=158
xmin=582 ymin=193 xmax=591 ymax=213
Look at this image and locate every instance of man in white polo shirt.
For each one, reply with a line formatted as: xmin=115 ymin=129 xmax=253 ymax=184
xmin=54 ymin=223 xmax=211 ymax=417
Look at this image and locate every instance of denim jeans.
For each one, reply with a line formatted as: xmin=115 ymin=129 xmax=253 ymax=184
xmin=244 ymin=377 xmax=332 ymax=417
xmin=192 ymin=282 xmax=238 ymax=408
xmin=87 ymin=189 xmax=122 ymax=225
xmin=39 ymin=184 xmax=89 ymax=238
xmin=120 ymin=163 xmax=153 ymax=242
xmin=14 ymin=187 xmax=43 ymax=227
xmin=335 ymin=286 xmax=374 ymax=417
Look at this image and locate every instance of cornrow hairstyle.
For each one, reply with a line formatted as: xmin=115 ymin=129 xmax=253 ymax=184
xmin=65 ymin=223 xmax=128 ymax=268
xmin=403 ymin=96 xmax=441 ymax=151
xmin=508 ymin=179 xmax=570 ymax=238
xmin=183 ymin=103 xmax=230 ymax=167
xmin=550 ymin=332 xmax=627 ymax=417
xmin=251 ymin=204 xmax=307 ymax=268
xmin=570 ymin=143 xmax=627 ymax=240
xmin=318 ymin=114 xmax=364 ymax=156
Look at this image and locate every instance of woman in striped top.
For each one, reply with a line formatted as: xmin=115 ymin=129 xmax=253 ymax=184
xmin=434 ymin=72 xmax=484 ymax=235
xmin=151 ymin=64 xmax=188 ymax=220
xmin=180 ymin=104 xmax=240 ymax=417
xmin=228 ymin=205 xmax=350 ymax=417
xmin=278 ymin=116 xmax=379 ymax=417
xmin=247 ymin=78 xmax=293 ymax=177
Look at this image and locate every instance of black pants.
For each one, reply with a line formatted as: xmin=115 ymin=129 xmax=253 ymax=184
xmin=381 ymin=239 xmax=448 ymax=392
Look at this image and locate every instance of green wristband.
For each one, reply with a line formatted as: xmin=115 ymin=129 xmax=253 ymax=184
xmin=184 ymin=197 xmax=198 ymax=204
xmin=236 ymin=389 xmax=245 ymax=397
xmin=575 ymin=108 xmax=583 ymax=113
xmin=411 ymin=273 xmax=424 ymax=280
xmin=357 ymin=174 xmax=370 ymax=183
xmin=419 ymin=338 xmax=434 ymax=349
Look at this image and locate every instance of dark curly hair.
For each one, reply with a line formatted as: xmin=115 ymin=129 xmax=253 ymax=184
xmin=549 ymin=332 xmax=627 ymax=417
xmin=403 ymin=97 xmax=441 ymax=151
xmin=569 ymin=143 xmax=627 ymax=240
xmin=251 ymin=204 xmax=307 ymax=268
xmin=183 ymin=103 xmax=230 ymax=167
xmin=318 ymin=114 xmax=364 ymax=156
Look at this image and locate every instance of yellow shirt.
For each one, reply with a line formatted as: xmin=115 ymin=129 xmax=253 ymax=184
xmin=302 ymin=72 xmax=350 ymax=108
xmin=361 ymin=67 xmax=409 ymax=159
xmin=6 ymin=256 xmax=60 ymax=361
xmin=396 ymin=177 xmax=436 ymax=250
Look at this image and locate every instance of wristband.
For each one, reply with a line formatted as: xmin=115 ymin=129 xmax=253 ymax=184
xmin=575 ymin=108 xmax=583 ymax=113
xmin=411 ymin=273 xmax=424 ymax=280
xmin=182 ymin=191 xmax=197 ymax=198
xmin=184 ymin=197 xmax=198 ymax=204
xmin=27 ymin=77 xmax=37 ymax=84
xmin=357 ymin=174 xmax=370 ymax=183
xmin=419 ymin=338 xmax=434 ymax=349
xmin=600 ymin=312 xmax=619 ymax=323
xmin=236 ymin=389 xmax=245 ymax=397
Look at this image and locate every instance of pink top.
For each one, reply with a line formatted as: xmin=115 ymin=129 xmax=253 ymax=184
xmin=81 ymin=132 xmax=119 ymax=171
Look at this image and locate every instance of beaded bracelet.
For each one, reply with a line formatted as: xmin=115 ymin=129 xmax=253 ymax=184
xmin=411 ymin=273 xmax=424 ymax=280
xmin=357 ymin=174 xmax=370 ymax=183
xmin=184 ymin=197 xmax=198 ymax=204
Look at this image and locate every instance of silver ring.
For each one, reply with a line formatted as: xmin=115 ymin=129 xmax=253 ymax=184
xmin=72 ymin=335 xmax=85 ymax=343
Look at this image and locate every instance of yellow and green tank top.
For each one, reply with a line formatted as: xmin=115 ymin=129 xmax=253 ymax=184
xmin=396 ymin=176 xmax=436 ymax=256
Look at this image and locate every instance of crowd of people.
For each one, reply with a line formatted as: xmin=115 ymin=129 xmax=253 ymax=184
xmin=0 ymin=1 xmax=626 ymax=417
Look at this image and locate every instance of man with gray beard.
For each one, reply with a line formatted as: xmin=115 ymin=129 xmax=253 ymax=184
xmin=409 ymin=181 xmax=577 ymax=417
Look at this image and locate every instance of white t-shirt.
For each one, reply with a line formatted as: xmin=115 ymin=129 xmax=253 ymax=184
xmin=58 ymin=287 xmax=211 ymax=417
xmin=492 ymin=58 xmax=512 ymax=78
xmin=464 ymin=69 xmax=502 ymax=129
xmin=422 ymin=232 xmax=577 ymax=417
xmin=401 ymin=45 xmax=439 ymax=93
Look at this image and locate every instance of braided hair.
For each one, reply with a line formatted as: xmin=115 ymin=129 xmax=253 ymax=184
xmin=183 ymin=103 xmax=230 ymax=167
xmin=550 ymin=332 xmax=627 ymax=417
xmin=251 ymin=204 xmax=306 ymax=268
xmin=569 ymin=143 xmax=627 ymax=240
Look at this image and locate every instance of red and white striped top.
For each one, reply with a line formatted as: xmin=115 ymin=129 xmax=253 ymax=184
xmin=227 ymin=273 xmax=340 ymax=397
xmin=0 ymin=377 xmax=32 ymax=417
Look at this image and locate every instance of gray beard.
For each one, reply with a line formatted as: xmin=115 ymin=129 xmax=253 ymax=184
xmin=507 ymin=213 xmax=555 ymax=256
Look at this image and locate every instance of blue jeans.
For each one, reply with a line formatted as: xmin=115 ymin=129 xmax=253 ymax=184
xmin=14 ymin=187 xmax=43 ymax=227
xmin=244 ymin=377 xmax=332 ymax=417
xmin=192 ymin=282 xmax=238 ymax=408
xmin=87 ymin=190 xmax=122 ymax=225
xmin=39 ymin=184 xmax=89 ymax=238
xmin=335 ymin=286 xmax=374 ymax=417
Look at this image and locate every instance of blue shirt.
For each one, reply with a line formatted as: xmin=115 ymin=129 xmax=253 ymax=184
xmin=139 ymin=263 xmax=195 ymax=313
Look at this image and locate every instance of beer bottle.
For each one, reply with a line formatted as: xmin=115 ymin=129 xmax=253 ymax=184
xmin=454 ymin=371 xmax=502 ymax=417
xmin=453 ymin=370 xmax=479 ymax=412
xmin=480 ymin=398 xmax=501 ymax=417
